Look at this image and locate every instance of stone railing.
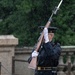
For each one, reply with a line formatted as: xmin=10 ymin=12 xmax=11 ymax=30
xmin=58 ymin=46 xmax=75 ymax=75
xmin=13 ymin=46 xmax=75 ymax=75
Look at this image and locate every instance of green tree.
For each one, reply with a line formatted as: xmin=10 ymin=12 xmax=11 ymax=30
xmin=0 ymin=0 xmax=75 ymax=46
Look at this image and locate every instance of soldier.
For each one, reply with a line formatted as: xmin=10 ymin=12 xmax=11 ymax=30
xmin=31 ymin=26 xmax=62 ymax=75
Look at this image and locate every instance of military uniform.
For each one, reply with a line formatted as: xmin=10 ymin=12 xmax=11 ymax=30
xmin=35 ymin=41 xmax=61 ymax=75
xmin=29 ymin=26 xmax=61 ymax=75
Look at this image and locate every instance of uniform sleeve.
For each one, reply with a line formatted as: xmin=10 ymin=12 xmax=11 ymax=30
xmin=43 ymin=42 xmax=62 ymax=59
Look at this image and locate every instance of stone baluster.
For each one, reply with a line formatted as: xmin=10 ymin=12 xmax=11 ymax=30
xmin=65 ymin=52 xmax=73 ymax=75
xmin=72 ymin=52 xmax=75 ymax=75
xmin=57 ymin=52 xmax=66 ymax=75
xmin=66 ymin=52 xmax=73 ymax=64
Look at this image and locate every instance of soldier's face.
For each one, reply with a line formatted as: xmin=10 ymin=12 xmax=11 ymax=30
xmin=48 ymin=33 xmax=54 ymax=41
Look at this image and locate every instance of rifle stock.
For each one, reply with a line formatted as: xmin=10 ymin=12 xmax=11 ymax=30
xmin=28 ymin=0 xmax=63 ymax=69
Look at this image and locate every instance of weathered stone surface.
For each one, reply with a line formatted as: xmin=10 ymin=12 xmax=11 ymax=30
xmin=0 ymin=35 xmax=18 ymax=46
xmin=0 ymin=35 xmax=18 ymax=75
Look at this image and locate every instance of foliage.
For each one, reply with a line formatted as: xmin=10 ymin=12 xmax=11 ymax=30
xmin=0 ymin=0 xmax=75 ymax=46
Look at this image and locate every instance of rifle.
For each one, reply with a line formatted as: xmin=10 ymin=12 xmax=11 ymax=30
xmin=28 ymin=0 xmax=63 ymax=69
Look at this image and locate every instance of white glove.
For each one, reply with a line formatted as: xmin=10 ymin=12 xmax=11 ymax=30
xmin=43 ymin=28 xmax=49 ymax=43
xmin=32 ymin=51 xmax=39 ymax=57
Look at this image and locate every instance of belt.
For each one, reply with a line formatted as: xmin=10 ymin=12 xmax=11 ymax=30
xmin=37 ymin=67 xmax=57 ymax=70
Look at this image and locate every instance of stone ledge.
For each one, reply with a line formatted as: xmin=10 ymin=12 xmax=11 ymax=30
xmin=61 ymin=46 xmax=75 ymax=48
xmin=0 ymin=35 xmax=18 ymax=46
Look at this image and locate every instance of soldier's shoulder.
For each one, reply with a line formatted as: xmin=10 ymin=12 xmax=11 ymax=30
xmin=57 ymin=42 xmax=61 ymax=46
xmin=55 ymin=42 xmax=62 ymax=52
xmin=55 ymin=42 xmax=61 ymax=47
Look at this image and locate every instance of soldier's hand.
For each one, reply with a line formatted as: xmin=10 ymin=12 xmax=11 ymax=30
xmin=32 ymin=51 xmax=39 ymax=57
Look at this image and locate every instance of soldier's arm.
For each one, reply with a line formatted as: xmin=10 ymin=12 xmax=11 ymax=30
xmin=43 ymin=27 xmax=61 ymax=59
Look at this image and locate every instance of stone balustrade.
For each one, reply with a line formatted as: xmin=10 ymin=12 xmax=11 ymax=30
xmin=57 ymin=46 xmax=75 ymax=75
xmin=14 ymin=46 xmax=75 ymax=75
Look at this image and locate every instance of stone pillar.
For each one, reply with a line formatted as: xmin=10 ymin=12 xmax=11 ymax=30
xmin=0 ymin=35 xmax=18 ymax=75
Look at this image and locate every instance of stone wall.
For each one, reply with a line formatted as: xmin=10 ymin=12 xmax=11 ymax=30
xmin=13 ymin=47 xmax=34 ymax=75
xmin=14 ymin=46 xmax=75 ymax=75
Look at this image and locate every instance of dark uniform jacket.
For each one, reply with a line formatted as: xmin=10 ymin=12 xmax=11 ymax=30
xmin=35 ymin=41 xmax=61 ymax=75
